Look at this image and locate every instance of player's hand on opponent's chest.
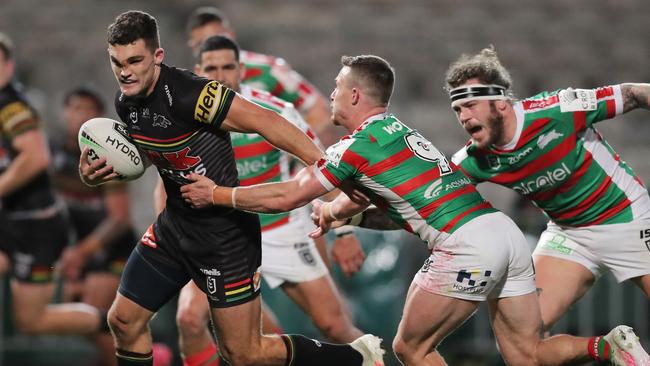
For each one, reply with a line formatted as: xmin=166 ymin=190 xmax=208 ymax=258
xmin=78 ymin=147 xmax=120 ymax=186
xmin=180 ymin=173 xmax=217 ymax=209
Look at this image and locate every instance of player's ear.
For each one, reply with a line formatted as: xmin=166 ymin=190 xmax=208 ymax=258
xmin=351 ymin=88 xmax=360 ymax=105
xmin=494 ymin=99 xmax=508 ymax=112
xmin=154 ymin=47 xmax=165 ymax=65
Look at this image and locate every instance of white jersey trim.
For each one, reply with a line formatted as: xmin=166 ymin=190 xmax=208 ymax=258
xmin=612 ymin=84 xmax=624 ymax=116
xmin=581 ymin=128 xmax=650 ymax=219
xmin=312 ymin=165 xmax=337 ymax=191
xmin=498 ymin=102 xmax=525 ymax=150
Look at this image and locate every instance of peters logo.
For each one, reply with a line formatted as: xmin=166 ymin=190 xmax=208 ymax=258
xmin=512 ymin=162 xmax=571 ymax=195
xmin=537 ymin=130 xmax=563 ymax=149
xmin=194 ymin=81 xmax=222 ymax=124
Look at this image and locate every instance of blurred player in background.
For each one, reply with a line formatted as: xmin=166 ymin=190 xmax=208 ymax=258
xmin=447 ymin=47 xmax=650 ymax=333
xmin=170 ymin=35 xmax=363 ymax=366
xmin=80 ymin=11 xmax=383 ymax=366
xmin=182 ymin=54 xmax=650 ymax=366
xmin=0 ymin=32 xmax=109 ymax=343
xmin=185 ymin=6 xmax=365 ymax=274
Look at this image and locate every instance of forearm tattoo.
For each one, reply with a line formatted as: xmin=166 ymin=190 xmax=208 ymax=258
xmin=621 ymin=83 xmax=650 ymax=113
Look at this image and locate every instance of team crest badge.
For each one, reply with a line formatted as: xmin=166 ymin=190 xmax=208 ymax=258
xmin=486 ymin=155 xmax=501 ymax=170
xmin=207 ymin=276 xmax=217 ymax=294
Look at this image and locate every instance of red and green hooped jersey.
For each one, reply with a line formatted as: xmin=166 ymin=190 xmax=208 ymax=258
xmin=241 ymin=50 xmax=319 ymax=115
xmin=452 ymin=85 xmax=650 ymax=227
xmin=231 ymin=85 xmax=318 ymax=231
xmin=313 ymin=114 xmax=496 ymax=249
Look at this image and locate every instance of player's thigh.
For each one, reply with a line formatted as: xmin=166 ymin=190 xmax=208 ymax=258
xmin=210 ymin=295 xmax=262 ymax=355
xmin=395 ymin=283 xmax=479 ymax=359
xmin=533 ymin=254 xmax=594 ymax=329
xmin=82 ymin=272 xmax=120 ymax=311
xmin=177 ymin=280 xmax=211 ymax=326
xmin=281 ymin=274 xmax=349 ymax=323
xmin=10 ymin=280 xmax=56 ymax=324
xmin=488 ymin=292 xmax=542 ymax=365
xmin=631 ymin=274 xmax=650 ymax=298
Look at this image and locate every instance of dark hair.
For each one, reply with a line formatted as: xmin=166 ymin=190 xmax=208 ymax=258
xmin=444 ymin=46 xmax=514 ymax=98
xmin=341 ymin=55 xmax=394 ymax=106
xmin=0 ymin=32 xmax=13 ymax=60
xmin=197 ymin=35 xmax=240 ymax=63
xmin=107 ymin=10 xmax=160 ymax=51
xmin=186 ymin=7 xmax=230 ymax=34
xmin=64 ymin=87 xmax=105 ymax=114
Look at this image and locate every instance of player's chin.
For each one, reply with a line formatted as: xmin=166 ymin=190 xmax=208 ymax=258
xmin=119 ymin=83 xmax=141 ymax=96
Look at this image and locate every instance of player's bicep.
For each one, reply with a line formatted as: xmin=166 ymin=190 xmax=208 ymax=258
xmin=220 ymin=94 xmax=274 ymax=133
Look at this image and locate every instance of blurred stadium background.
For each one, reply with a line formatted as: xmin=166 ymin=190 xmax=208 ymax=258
xmin=1 ymin=0 xmax=650 ymax=365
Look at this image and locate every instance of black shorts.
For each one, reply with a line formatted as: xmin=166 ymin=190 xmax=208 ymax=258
xmin=118 ymin=208 xmax=262 ymax=311
xmin=0 ymin=212 xmax=69 ymax=283
xmin=83 ymin=229 xmax=137 ymax=276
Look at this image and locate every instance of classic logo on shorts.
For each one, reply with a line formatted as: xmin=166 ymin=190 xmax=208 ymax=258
xmin=295 ymin=242 xmax=316 ymax=266
xmin=453 ymin=269 xmax=492 ymax=294
xmin=542 ymin=234 xmax=573 ymax=254
xmin=640 ymin=229 xmax=650 ymax=252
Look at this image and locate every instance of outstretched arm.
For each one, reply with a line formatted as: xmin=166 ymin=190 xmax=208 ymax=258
xmin=221 ymin=95 xmax=323 ymax=165
xmin=180 ymin=165 xmax=330 ymax=213
xmin=620 ymin=83 xmax=650 ymax=113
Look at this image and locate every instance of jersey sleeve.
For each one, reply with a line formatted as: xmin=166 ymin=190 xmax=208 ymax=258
xmin=557 ymin=85 xmax=623 ymax=129
xmin=312 ymin=137 xmax=359 ymax=191
xmin=450 ymin=145 xmax=482 ymax=184
xmin=191 ymin=80 xmax=235 ymax=128
xmin=0 ymin=99 xmax=39 ymax=138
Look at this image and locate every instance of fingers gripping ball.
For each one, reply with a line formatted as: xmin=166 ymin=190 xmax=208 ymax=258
xmin=78 ymin=117 xmax=146 ymax=181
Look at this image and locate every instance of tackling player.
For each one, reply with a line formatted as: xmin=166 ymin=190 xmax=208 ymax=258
xmin=446 ymin=47 xmax=650 ymax=333
xmin=181 ymin=54 xmax=650 ymax=366
xmin=79 ymin=11 xmax=383 ymax=366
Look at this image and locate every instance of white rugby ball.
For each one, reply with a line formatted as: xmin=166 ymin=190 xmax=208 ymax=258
xmin=78 ymin=117 xmax=146 ymax=181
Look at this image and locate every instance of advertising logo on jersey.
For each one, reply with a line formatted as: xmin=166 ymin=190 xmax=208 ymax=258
xmin=423 ymin=176 xmax=472 ymax=199
xmin=507 ymin=147 xmax=533 ymax=165
xmin=194 ymin=81 xmax=222 ymax=124
xmin=143 ymin=147 xmax=206 ymax=184
xmin=512 ymin=162 xmax=571 ymax=195
xmin=559 ymin=88 xmax=597 ymax=113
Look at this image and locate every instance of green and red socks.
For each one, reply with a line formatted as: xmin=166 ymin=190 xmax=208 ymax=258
xmin=588 ymin=336 xmax=610 ymax=362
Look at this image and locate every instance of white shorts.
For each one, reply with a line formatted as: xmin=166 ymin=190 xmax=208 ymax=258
xmin=413 ymin=212 xmax=536 ymax=301
xmin=533 ymin=218 xmax=650 ymax=282
xmin=260 ymin=219 xmax=328 ymax=289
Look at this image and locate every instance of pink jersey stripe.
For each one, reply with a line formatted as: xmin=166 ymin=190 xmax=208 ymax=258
xmin=418 ymin=185 xmax=476 ymax=218
xmin=490 ymin=136 xmax=576 ymax=184
xmin=233 ymin=140 xmax=275 ymax=159
xmin=239 ymin=165 xmax=281 ymax=186
xmin=362 ymin=148 xmax=413 ymax=177
xmin=131 ymin=130 xmax=194 ymax=143
xmin=391 ymin=167 xmax=442 ymax=197
xmin=440 ymin=202 xmax=492 ymax=233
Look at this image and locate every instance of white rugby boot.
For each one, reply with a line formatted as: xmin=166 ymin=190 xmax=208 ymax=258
xmin=350 ymin=334 xmax=385 ymax=366
xmin=604 ymin=325 xmax=650 ymax=366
